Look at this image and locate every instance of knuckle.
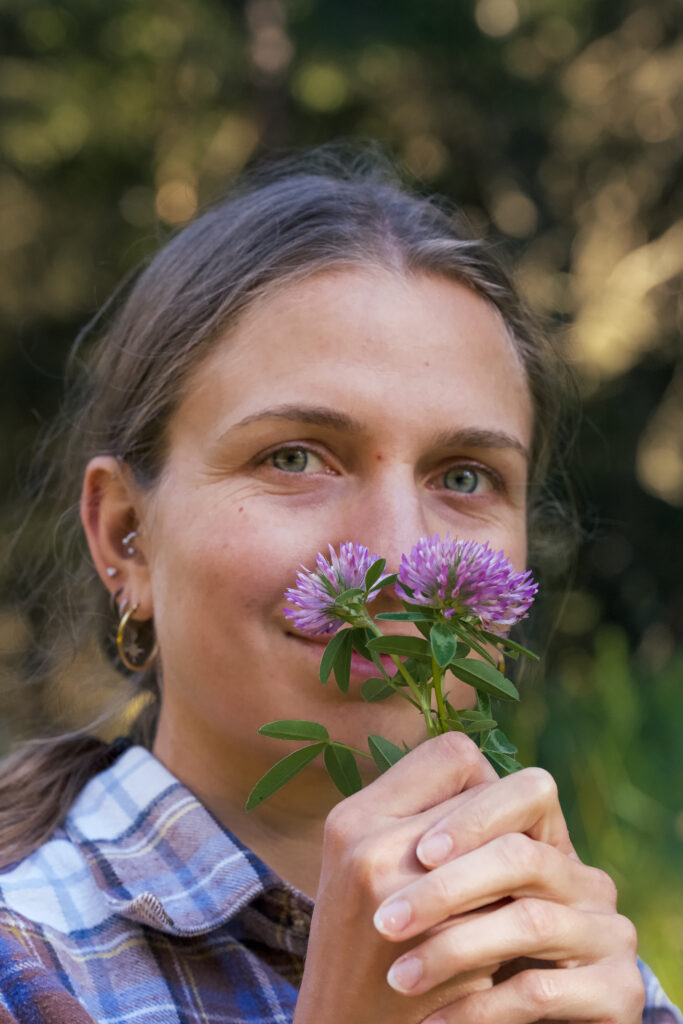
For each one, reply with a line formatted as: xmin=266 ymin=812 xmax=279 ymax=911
xmin=520 ymin=766 xmax=558 ymax=804
xmin=498 ymin=831 xmax=539 ymax=874
xmin=592 ymin=866 xmax=619 ymax=908
xmin=518 ymin=968 xmax=559 ymax=1010
xmin=437 ymin=730 xmax=482 ymax=766
xmin=624 ymin=968 xmax=647 ymax=1015
xmin=323 ymin=801 xmax=355 ymax=850
xmin=516 ymin=897 xmax=555 ymax=943
xmin=614 ymin=914 xmax=639 ymax=956
xmin=346 ymin=837 xmax=394 ymax=900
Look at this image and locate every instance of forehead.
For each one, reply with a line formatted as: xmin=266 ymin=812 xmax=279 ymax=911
xmin=172 ymin=267 xmax=532 ymax=449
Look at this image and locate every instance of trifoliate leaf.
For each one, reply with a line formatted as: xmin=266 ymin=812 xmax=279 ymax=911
xmin=366 ymin=635 xmax=430 ymax=659
xmin=449 ymin=658 xmax=519 ymax=701
xmin=430 ymin=623 xmax=457 ymax=668
xmin=245 ymin=743 xmax=326 ymax=810
xmin=363 ymin=558 xmax=386 ymax=592
xmin=258 ymin=720 xmax=329 ymax=741
xmin=319 ymin=628 xmax=352 ymax=684
xmin=324 ymin=745 xmax=362 ymax=797
xmin=360 ymin=677 xmax=395 ymax=702
xmin=333 ymin=628 xmax=354 ymax=693
xmin=368 ymin=734 xmax=408 ymax=773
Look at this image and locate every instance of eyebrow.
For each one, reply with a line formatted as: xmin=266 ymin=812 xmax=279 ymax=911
xmin=228 ymin=404 xmax=362 ymax=434
xmin=223 ymin=404 xmax=528 ymax=461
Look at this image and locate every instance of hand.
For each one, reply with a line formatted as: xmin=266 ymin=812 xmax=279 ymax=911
xmin=374 ymin=762 xmax=646 ymax=1023
xmin=295 ymin=733 xmax=501 ymax=1024
xmin=294 ymin=733 xmax=645 ymax=1024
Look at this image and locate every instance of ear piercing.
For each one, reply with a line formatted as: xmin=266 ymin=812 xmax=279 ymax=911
xmin=122 ymin=530 xmax=137 ymax=556
xmin=106 ymin=567 xmax=118 ymax=577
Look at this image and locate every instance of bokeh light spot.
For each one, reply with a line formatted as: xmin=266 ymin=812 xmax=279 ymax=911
xmin=475 ymin=0 xmax=519 ymax=38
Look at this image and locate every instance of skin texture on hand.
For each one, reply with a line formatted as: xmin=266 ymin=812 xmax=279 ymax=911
xmin=293 ymin=733 xmax=645 ymax=1024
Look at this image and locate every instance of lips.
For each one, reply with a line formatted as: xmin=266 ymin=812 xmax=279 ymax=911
xmin=286 ymin=631 xmax=399 ymax=685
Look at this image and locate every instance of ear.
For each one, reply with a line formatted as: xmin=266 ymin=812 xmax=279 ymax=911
xmin=80 ymin=456 xmax=154 ymax=621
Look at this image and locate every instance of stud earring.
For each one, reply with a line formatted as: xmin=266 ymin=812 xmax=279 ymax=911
xmin=122 ymin=530 xmax=137 ymax=556
xmin=106 ymin=567 xmax=118 ymax=577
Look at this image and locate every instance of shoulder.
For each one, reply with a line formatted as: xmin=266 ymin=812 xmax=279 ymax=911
xmin=0 ymin=746 xmax=177 ymax=935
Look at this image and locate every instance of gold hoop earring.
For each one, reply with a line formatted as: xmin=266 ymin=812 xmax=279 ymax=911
xmin=116 ymin=604 xmax=158 ymax=672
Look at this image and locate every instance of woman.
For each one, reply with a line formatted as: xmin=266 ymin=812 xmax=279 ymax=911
xmin=0 ymin=148 xmax=679 ymax=1024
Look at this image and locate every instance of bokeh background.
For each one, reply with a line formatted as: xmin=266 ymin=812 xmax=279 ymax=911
xmin=0 ymin=0 xmax=681 ymax=1002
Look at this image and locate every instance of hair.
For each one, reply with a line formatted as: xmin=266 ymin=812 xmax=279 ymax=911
xmin=0 ymin=142 xmax=577 ymax=866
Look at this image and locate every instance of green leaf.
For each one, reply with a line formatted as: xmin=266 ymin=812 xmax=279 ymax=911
xmin=360 ymin=677 xmax=396 ymax=702
xmin=430 ymin=623 xmax=457 ymax=668
xmin=258 ymin=720 xmax=329 ymax=741
xmin=449 ymin=658 xmax=520 ymax=701
xmin=403 ymin=656 xmax=432 ymax=683
xmin=484 ymin=749 xmax=523 ymax=777
xmin=368 ymin=734 xmax=408 ymax=773
xmin=375 ymin=611 xmax=433 ymax=622
xmin=319 ymin=628 xmax=352 ymax=684
xmin=447 ymin=621 xmax=497 ymax=664
xmin=246 ymin=743 xmax=326 ymax=810
xmin=461 ymin=717 xmax=498 ymax=734
xmin=484 ymin=728 xmax=518 ymax=755
xmin=366 ymin=635 xmax=431 ymax=659
xmin=480 ymin=630 xmax=539 ymax=661
xmin=476 ymin=692 xmax=492 ymax=719
xmin=350 ymin=627 xmax=372 ymax=661
xmin=363 ymin=558 xmax=386 ymax=591
xmin=459 ymin=707 xmax=496 ymax=723
xmin=334 ymin=587 xmax=364 ymax=604
xmin=324 ymin=745 xmax=363 ymax=797
xmin=333 ymin=628 xmax=354 ymax=693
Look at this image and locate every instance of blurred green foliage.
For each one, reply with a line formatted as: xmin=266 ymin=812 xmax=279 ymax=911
xmin=0 ymin=0 xmax=681 ymax=1004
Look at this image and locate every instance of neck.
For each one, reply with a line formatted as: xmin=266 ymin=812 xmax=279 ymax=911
xmin=153 ymin=716 xmax=340 ymax=898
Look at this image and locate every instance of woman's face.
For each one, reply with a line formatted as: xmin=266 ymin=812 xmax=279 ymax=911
xmin=141 ymin=268 xmax=532 ymax=778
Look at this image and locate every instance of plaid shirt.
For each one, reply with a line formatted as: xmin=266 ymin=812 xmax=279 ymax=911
xmin=0 ymin=746 xmax=680 ymax=1024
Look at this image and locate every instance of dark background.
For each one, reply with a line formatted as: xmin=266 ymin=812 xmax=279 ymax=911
xmin=0 ymin=0 xmax=681 ymax=999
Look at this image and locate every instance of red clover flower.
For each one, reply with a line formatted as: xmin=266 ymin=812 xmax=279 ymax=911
xmin=397 ymin=533 xmax=537 ymax=632
xmin=284 ymin=541 xmax=387 ymax=636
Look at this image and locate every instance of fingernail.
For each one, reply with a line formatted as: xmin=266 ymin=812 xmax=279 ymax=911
xmin=373 ymin=898 xmax=412 ymax=935
xmin=417 ymin=832 xmax=452 ymax=866
xmin=387 ymin=956 xmax=422 ymax=993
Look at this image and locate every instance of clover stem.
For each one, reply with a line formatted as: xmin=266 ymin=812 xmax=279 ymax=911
xmin=329 ymin=741 xmax=373 ymax=760
xmin=431 ymin=654 xmax=448 ymax=730
xmin=361 ymin=615 xmax=433 ymax=727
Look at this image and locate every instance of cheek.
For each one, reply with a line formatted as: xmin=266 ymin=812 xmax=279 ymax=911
xmin=149 ymin=496 xmax=313 ymax=636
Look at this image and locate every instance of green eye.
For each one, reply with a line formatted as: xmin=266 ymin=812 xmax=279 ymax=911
xmin=444 ymin=467 xmax=479 ymax=493
xmin=270 ymin=447 xmax=310 ymax=472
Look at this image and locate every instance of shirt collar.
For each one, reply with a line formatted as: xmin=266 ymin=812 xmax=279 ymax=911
xmin=64 ymin=745 xmax=312 ymax=937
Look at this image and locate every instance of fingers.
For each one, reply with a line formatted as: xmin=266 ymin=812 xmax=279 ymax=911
xmin=374 ymin=832 xmax=618 ymax=941
xmin=339 ymin=732 xmax=498 ymax=817
xmin=420 ymin=962 xmax=646 ymax=1024
xmin=416 ymin=767 xmax=576 ymax=868
xmin=384 ymin=900 xmax=638 ymax=996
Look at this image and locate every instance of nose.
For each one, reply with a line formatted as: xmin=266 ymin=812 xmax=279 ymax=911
xmin=343 ymin=468 xmax=429 ymax=579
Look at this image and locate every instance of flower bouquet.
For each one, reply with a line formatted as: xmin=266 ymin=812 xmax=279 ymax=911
xmin=246 ymin=534 xmax=538 ymax=810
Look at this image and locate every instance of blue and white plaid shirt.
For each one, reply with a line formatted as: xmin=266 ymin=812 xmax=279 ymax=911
xmin=0 ymin=745 xmax=679 ymax=1023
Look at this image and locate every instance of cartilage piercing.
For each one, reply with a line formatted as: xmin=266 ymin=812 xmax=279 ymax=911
xmin=106 ymin=567 xmax=119 ymax=577
xmin=122 ymin=530 xmax=137 ymax=555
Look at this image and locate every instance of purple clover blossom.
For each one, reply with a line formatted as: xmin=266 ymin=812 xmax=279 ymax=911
xmin=284 ymin=541 xmax=387 ymax=637
xmin=397 ymin=533 xmax=538 ymax=632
